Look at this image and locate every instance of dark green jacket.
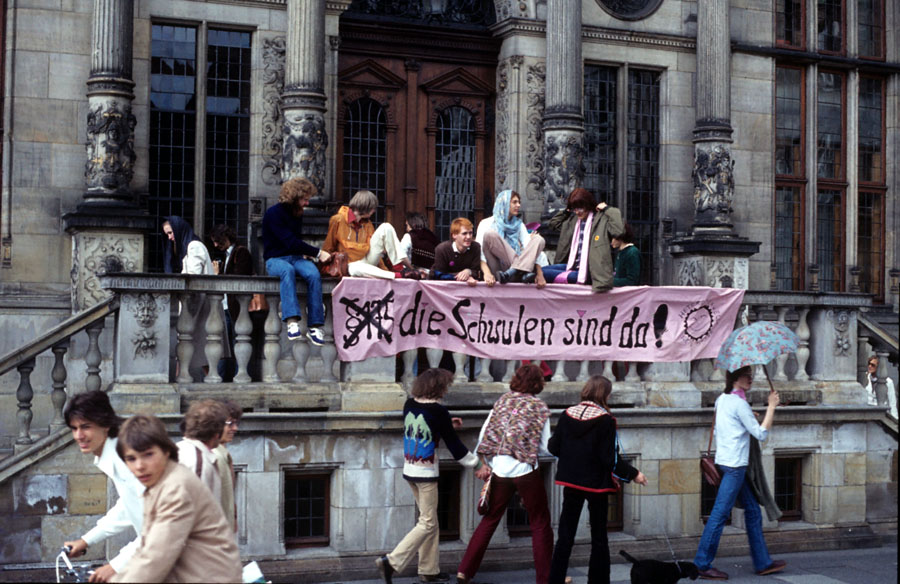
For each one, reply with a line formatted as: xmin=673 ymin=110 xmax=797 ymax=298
xmin=613 ymin=244 xmax=641 ymax=286
xmin=550 ymin=206 xmax=624 ymax=293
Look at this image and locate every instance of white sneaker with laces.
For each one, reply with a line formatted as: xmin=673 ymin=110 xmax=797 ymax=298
xmin=307 ymin=327 xmax=325 ymax=346
xmin=286 ymin=321 xmax=302 ymax=341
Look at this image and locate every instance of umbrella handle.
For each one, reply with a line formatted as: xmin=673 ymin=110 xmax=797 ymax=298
xmin=763 ymin=366 xmax=775 ymax=393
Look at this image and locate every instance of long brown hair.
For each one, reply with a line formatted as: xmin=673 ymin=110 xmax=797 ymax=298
xmin=580 ymin=375 xmax=612 ymax=409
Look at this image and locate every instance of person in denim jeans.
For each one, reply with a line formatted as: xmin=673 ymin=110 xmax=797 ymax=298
xmin=261 ymin=178 xmax=330 ymax=345
xmin=694 ymin=366 xmax=785 ymax=580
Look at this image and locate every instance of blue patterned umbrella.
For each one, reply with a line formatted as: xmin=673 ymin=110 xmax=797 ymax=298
xmin=715 ymin=321 xmax=800 ymax=373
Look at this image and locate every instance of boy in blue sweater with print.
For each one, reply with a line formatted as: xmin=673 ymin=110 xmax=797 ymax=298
xmin=377 ymin=368 xmax=483 ymax=584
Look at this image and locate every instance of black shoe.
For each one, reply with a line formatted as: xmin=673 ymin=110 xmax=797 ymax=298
xmin=522 ymin=272 xmax=536 ymax=284
xmin=420 ymin=572 xmax=450 ymax=583
xmin=497 ymin=268 xmax=512 ymax=284
xmin=376 ymin=555 xmax=394 ymax=583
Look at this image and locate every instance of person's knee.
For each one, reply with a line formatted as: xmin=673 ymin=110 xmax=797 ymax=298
xmin=483 ymin=230 xmax=502 ymax=244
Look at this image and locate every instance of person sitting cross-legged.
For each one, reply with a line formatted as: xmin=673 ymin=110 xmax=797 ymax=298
xmin=323 ymin=190 xmax=422 ymax=280
xmin=430 ymin=217 xmax=481 ymax=286
xmin=475 ymin=189 xmax=546 ymax=287
xmin=262 ymin=177 xmax=330 ymax=345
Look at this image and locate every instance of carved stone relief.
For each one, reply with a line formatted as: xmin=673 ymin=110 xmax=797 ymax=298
xmin=122 ymin=293 xmax=170 ymax=358
xmin=542 ymin=133 xmax=585 ymax=216
xmin=72 ymin=233 xmax=142 ymax=310
xmin=282 ymin=111 xmax=328 ymax=194
xmin=705 ymin=258 xmax=735 ymax=288
xmin=524 ymin=62 xmax=546 ymax=203
xmin=676 ymin=258 xmax=702 ymax=286
xmin=827 ymin=309 xmax=851 ymax=356
xmin=261 ymin=36 xmax=286 ymax=186
xmin=495 ymin=60 xmax=510 ymax=191
xmin=85 ymin=98 xmax=137 ymax=194
xmin=734 ymin=257 xmax=748 ymax=290
xmin=692 ymin=144 xmax=734 ymax=226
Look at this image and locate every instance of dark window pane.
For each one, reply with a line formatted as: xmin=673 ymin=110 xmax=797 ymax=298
xmin=584 ymin=65 xmax=617 ymax=200
xmin=775 ymin=68 xmax=803 ymax=176
xmin=284 ymin=473 xmax=329 ymax=545
xmin=434 ymin=106 xmax=477 ymax=238
xmin=858 ymin=77 xmax=883 ymax=183
xmin=343 ymin=98 xmax=388 ymax=224
xmin=816 ymin=72 xmax=843 ymax=179
xmin=774 ymin=457 xmax=802 ymax=520
xmin=858 ymin=191 xmax=884 ymax=299
xmin=627 ymin=69 xmax=660 ymax=286
xmin=857 ymin=0 xmax=883 ymax=58
xmin=774 ymin=187 xmax=803 ymax=291
xmin=817 ymin=0 xmax=842 ymax=52
xmin=816 ymin=189 xmax=843 ymax=292
xmin=776 ymin=0 xmax=803 ymax=46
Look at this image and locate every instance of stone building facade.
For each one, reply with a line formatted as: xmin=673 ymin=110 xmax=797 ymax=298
xmin=0 ymin=0 xmax=897 ymax=581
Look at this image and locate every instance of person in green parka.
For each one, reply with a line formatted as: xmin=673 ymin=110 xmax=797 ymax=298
xmin=545 ymin=188 xmax=624 ymax=293
xmin=612 ymin=223 xmax=641 ymax=286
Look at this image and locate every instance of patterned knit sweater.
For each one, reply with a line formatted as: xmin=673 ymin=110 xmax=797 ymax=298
xmin=476 ymin=391 xmax=550 ymax=467
xmin=402 ymin=398 xmax=480 ymax=482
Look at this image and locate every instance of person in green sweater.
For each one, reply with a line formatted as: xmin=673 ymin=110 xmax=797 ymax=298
xmin=612 ymin=223 xmax=641 ymax=286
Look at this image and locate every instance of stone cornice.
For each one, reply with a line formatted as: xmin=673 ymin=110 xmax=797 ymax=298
xmin=582 ymin=25 xmax=695 ymax=52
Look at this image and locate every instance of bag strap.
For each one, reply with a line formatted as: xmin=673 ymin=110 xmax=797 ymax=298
xmin=705 ymin=408 xmax=716 ymax=456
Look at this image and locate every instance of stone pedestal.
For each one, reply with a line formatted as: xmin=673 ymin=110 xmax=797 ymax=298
xmin=669 ymin=240 xmax=756 ymax=289
xmin=114 ymin=292 xmax=172 ymax=383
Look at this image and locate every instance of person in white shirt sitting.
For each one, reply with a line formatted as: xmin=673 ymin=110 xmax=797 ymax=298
xmin=475 ymin=190 xmax=546 ymax=287
xmin=176 ymin=399 xmax=229 ymax=506
xmin=63 ymin=391 xmax=145 ymax=583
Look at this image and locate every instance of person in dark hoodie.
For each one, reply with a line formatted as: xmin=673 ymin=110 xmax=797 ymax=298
xmin=547 ymin=375 xmax=647 ymax=584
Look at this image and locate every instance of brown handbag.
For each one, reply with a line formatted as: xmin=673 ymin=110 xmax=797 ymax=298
xmin=322 ymin=252 xmax=349 ymax=278
xmin=701 ymin=411 xmax=721 ymax=487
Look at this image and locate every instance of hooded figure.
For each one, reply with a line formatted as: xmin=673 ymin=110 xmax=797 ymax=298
xmin=163 ymin=216 xmax=213 ymax=275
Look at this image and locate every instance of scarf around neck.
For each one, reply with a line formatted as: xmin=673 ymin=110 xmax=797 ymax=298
xmin=492 ymin=190 xmax=523 ymax=254
xmin=565 ymin=212 xmax=594 ymax=284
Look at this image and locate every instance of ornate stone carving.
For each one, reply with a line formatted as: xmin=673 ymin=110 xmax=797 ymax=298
xmin=283 ymin=111 xmax=328 ymax=194
xmin=495 ymin=60 xmax=510 ymax=191
xmin=85 ymin=99 xmax=136 ymax=194
xmin=122 ymin=293 xmax=170 ymax=358
xmin=524 ymin=62 xmax=546 ymax=202
xmin=261 ymin=36 xmax=286 ymax=186
xmin=347 ymin=0 xmax=496 ymax=25
xmin=542 ymin=133 xmax=584 ymax=216
xmin=596 ymin=0 xmax=664 ymax=20
xmin=692 ymin=144 xmax=734 ymax=226
xmin=677 ymin=258 xmax=702 ymax=286
xmin=705 ymin=258 xmax=734 ymax=288
xmin=827 ymin=309 xmax=851 ymax=356
xmin=72 ymin=233 xmax=142 ymax=309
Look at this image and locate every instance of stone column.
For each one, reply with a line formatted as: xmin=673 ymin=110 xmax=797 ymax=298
xmin=282 ymin=0 xmax=329 ymax=198
xmin=540 ymin=0 xmax=584 ymax=216
xmin=691 ymin=0 xmax=734 ymax=233
xmin=63 ymin=0 xmax=153 ymax=311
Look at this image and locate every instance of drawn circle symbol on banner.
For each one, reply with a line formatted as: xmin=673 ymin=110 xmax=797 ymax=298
xmin=683 ymin=305 xmax=714 ymax=342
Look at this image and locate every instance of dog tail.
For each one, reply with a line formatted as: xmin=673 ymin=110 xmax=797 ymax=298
xmin=619 ymin=550 xmax=638 ymax=564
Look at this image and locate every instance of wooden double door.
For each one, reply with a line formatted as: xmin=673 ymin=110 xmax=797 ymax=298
xmin=336 ymin=17 xmax=499 ymax=236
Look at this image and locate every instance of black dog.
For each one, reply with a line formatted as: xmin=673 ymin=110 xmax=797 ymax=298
xmin=619 ymin=550 xmax=700 ymax=584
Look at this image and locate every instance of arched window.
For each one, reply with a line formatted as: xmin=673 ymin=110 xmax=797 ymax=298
xmin=434 ymin=106 xmax=476 ymax=237
xmin=343 ymin=98 xmax=387 ymax=223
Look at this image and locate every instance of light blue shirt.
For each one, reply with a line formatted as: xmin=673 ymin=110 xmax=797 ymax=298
xmin=713 ymin=393 xmax=768 ymax=468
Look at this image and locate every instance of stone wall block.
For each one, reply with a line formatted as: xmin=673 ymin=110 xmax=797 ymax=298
xmin=14 ymin=51 xmax=50 ymax=98
xmin=60 ymin=0 xmax=94 ymax=13
xmin=241 ymin=471 xmax=283 ymax=556
xmin=340 ymin=468 xmax=395 ymax=509
xmin=228 ymin=435 xmax=265 ymax=473
xmin=40 ymin=514 xmax=106 ymax=562
xmin=821 ymin=454 xmax=845 ymax=486
xmin=14 ymin=474 xmax=67 ymax=516
xmin=68 ymin=473 xmax=108 ymax=515
xmin=336 ymin=500 xmax=368 ymax=551
xmin=680 ymin=492 xmax=703 ymax=535
xmin=635 ymin=458 xmax=659 ymax=495
xmin=832 ymin=423 xmax=867 ymax=453
xmin=836 ymin=485 xmax=866 ymax=524
xmin=391 ymin=468 xmax=414 ymax=507
xmin=865 ymin=451 xmax=893 ymax=483
xmin=15 ymin=99 xmax=79 ymax=144
xmin=367 ymin=505 xmax=413 ymax=552
xmin=633 ymin=494 xmax=679 ymax=536
xmin=0 ymin=515 xmax=42 ymax=564
xmin=12 ymin=142 xmax=52 ymax=188
xmin=865 ymin=482 xmax=899 ymax=523
xmin=658 ymin=459 xmax=700 ymax=494
xmin=48 ymin=53 xmax=90 ymax=100
xmin=629 ymin=427 xmax=673 ymax=460
xmin=842 ymin=453 xmax=866 ymax=486
xmin=263 ymin=434 xmax=310 ymax=471
xmin=51 ymin=143 xmax=90 ymax=189
xmin=866 ymin=422 xmax=897 ymax=451
xmin=17 ymin=10 xmax=91 ymax=54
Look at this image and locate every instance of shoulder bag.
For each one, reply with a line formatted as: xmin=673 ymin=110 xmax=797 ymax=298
xmin=700 ymin=410 xmax=721 ymax=487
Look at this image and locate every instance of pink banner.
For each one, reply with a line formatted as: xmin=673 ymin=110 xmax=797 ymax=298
xmin=332 ymin=279 xmax=745 ymax=363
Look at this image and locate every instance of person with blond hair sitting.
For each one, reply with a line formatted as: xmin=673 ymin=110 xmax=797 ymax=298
xmin=323 ymin=190 xmax=422 ymax=280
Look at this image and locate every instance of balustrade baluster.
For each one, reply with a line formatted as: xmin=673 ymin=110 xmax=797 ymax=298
xmin=452 ymin=352 xmax=468 ymax=382
xmin=710 ymin=358 xmax=725 ymax=381
xmin=291 ymin=319 xmax=310 ymax=383
xmin=501 ymin=360 xmax=514 ymax=382
xmin=552 ymin=360 xmax=567 ymax=382
xmin=232 ymin=295 xmax=253 ymax=383
xmin=50 ymin=341 xmax=69 ymax=427
xmin=16 ymin=359 xmax=35 ymax=445
xmin=204 ymin=294 xmax=225 ymax=383
xmin=425 ymin=348 xmax=442 ymax=369
xmin=577 ymin=360 xmax=591 ymax=382
xmin=476 ymin=358 xmax=493 ymax=383
xmin=601 ymin=360 xmax=613 ymax=381
xmin=176 ymin=293 xmax=195 ymax=384
xmin=262 ymin=295 xmax=282 ymax=383
xmin=774 ymin=306 xmax=790 ymax=381
xmin=794 ymin=307 xmax=810 ymax=381
xmin=624 ymin=362 xmax=640 ymax=382
xmin=320 ymin=298 xmax=338 ymax=382
xmin=401 ymin=350 xmax=416 ymax=386
xmin=85 ymin=321 xmax=104 ymax=392
xmin=874 ymin=350 xmax=890 ymax=408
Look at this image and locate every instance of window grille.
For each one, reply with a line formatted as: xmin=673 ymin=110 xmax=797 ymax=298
xmin=284 ymin=472 xmax=330 ymax=547
xmin=583 ymin=66 xmax=617 ymax=201
xmin=434 ymin=106 xmax=477 ymax=238
xmin=342 ymin=98 xmax=387 ymax=224
xmin=816 ymin=190 xmax=843 ymax=292
xmin=774 ymin=457 xmax=803 ymax=520
xmin=626 ymin=69 xmax=660 ymax=287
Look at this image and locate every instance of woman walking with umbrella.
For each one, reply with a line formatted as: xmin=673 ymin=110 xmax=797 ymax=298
xmin=694 ymin=365 xmax=785 ymax=580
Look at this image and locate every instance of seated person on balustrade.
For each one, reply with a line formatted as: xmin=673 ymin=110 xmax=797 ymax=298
xmin=544 ymin=188 xmax=624 ymax=293
xmin=261 ymin=177 xmax=329 ymax=345
xmin=399 ymin=211 xmax=440 ymax=274
xmin=430 ymin=217 xmax=482 ymax=286
xmin=475 ymin=189 xmax=546 ymax=287
xmin=322 ymin=190 xmax=422 ymax=280
xmin=611 ymin=223 xmax=641 ymax=287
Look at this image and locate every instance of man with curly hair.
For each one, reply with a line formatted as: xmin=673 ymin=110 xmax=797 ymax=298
xmin=262 ymin=177 xmax=331 ymax=345
xmin=176 ymin=399 xmax=229 ymax=505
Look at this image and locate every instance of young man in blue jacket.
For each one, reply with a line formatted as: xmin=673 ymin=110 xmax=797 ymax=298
xmin=262 ymin=177 xmax=331 ymax=345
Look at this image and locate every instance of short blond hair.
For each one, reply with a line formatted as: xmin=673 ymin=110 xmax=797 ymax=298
xmin=348 ymin=190 xmax=378 ymax=216
xmin=279 ymin=178 xmax=317 ymax=205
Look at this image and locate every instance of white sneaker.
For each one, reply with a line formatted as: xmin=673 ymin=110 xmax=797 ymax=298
xmin=306 ymin=327 xmax=325 ymax=346
xmin=286 ymin=321 xmax=302 ymax=341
